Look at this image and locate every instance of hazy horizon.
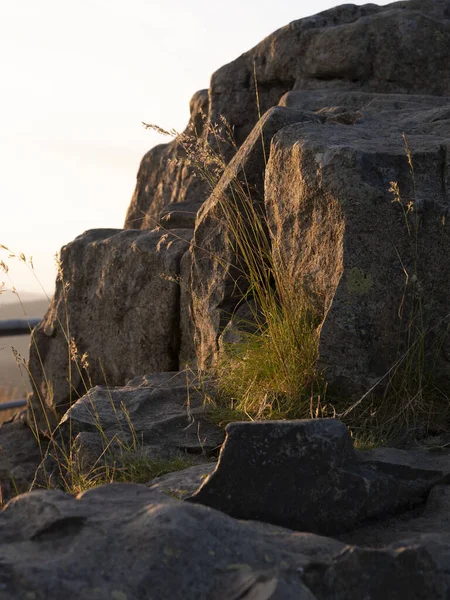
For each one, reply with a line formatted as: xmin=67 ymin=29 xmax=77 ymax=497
xmin=1 ymin=0 xmax=393 ymax=301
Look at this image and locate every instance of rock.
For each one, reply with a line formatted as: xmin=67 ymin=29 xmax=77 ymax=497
xmin=30 ymin=1 xmax=450 ymax=408
xmin=0 ymin=482 xmax=344 ymax=600
xmin=209 ymin=0 xmax=450 ymax=146
xmin=124 ymin=89 xmax=210 ymax=230
xmin=157 ymin=199 xmax=204 ymax=230
xmin=125 ymin=1 xmax=450 ymax=235
xmin=188 ymin=105 xmax=322 ymax=368
xmin=264 ymin=93 xmax=450 ymax=395
xmin=52 ymin=371 xmax=224 ymax=478
xmin=118 ymin=0 xmax=450 ymax=375
xmin=2 ymin=477 xmax=450 ymax=598
xmin=303 ymin=544 xmax=446 ymax=600
xmin=0 ymin=420 xmax=45 ymax=505
xmin=147 ymin=462 xmax=216 ymax=499
xmin=279 ymin=89 xmax=450 ymax=113
xmin=27 ymin=228 xmax=192 ymax=432
xmin=335 ymin=485 xmax=450 ymax=591
xmin=338 ymin=483 xmax=450 ymax=547
xmin=188 ymin=419 xmax=450 ymax=535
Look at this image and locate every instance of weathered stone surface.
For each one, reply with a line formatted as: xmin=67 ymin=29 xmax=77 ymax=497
xmin=0 ymin=483 xmax=344 ymax=600
xmin=124 ymin=89 xmax=210 ymax=229
xmin=31 ymin=2 xmax=450 ymax=406
xmin=188 ymin=106 xmax=321 ymax=368
xmin=264 ymin=94 xmax=450 ymax=394
xmin=188 ymin=419 xmax=450 ymax=535
xmin=333 ymin=485 xmax=450 ymax=597
xmin=27 ymin=229 xmax=192 ymax=431
xmin=120 ymin=2 xmax=450 ymax=375
xmin=303 ymin=544 xmax=446 ymax=600
xmin=125 ymin=2 xmax=450 ymax=234
xmin=339 ymin=483 xmax=450 ymax=546
xmin=54 ymin=372 xmax=224 ymax=474
xmin=3 ymin=473 xmax=450 ymax=598
xmin=279 ymin=89 xmax=450 ymax=113
xmin=209 ymin=0 xmax=450 ymax=145
xmin=147 ymin=462 xmax=216 ymax=499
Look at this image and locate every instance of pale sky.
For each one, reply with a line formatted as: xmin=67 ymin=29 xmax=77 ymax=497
xmin=0 ymin=0 xmax=392 ymax=300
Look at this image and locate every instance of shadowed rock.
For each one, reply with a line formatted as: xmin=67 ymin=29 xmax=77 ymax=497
xmin=303 ymin=544 xmax=446 ymax=600
xmin=27 ymin=229 xmax=192 ymax=431
xmin=0 ymin=419 xmax=47 ymax=505
xmin=188 ymin=419 xmax=450 ymax=535
xmin=53 ymin=372 xmax=224 ymax=475
xmin=0 ymin=483 xmax=343 ymax=600
xmin=2 ymin=473 xmax=450 ymax=598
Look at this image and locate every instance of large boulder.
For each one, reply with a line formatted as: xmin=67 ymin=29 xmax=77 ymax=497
xmin=182 ymin=1 xmax=450 ymax=370
xmin=125 ymin=1 xmax=450 ymax=232
xmin=28 ymin=229 xmax=191 ymax=431
xmin=264 ymin=93 xmax=450 ymax=395
xmin=27 ymin=0 xmax=450 ymax=429
xmin=209 ymin=0 xmax=450 ymax=144
xmin=188 ymin=419 xmax=450 ymax=535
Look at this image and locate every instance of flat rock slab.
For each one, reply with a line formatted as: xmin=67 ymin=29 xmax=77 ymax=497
xmin=188 ymin=419 xmax=450 ymax=535
xmin=56 ymin=372 xmax=224 ymax=474
xmin=0 ymin=482 xmax=345 ymax=600
xmin=2 ymin=480 xmax=449 ymax=599
xmin=147 ymin=462 xmax=217 ymax=499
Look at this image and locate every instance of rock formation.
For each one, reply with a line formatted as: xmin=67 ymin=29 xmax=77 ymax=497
xmin=2 ymin=1 xmax=450 ymax=596
xmin=27 ymin=0 xmax=450 ymax=427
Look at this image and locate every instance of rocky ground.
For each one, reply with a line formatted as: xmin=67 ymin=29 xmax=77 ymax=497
xmin=1 ymin=373 xmax=450 ymax=598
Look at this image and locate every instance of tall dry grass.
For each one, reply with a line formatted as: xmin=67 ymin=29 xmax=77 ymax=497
xmin=144 ymin=94 xmax=325 ymax=425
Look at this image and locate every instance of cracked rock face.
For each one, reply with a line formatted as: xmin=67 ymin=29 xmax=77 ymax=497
xmin=264 ymin=92 xmax=450 ymax=395
xmin=55 ymin=371 xmax=224 ymax=472
xmin=27 ymin=229 xmax=192 ymax=431
xmin=187 ymin=106 xmax=323 ymax=369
